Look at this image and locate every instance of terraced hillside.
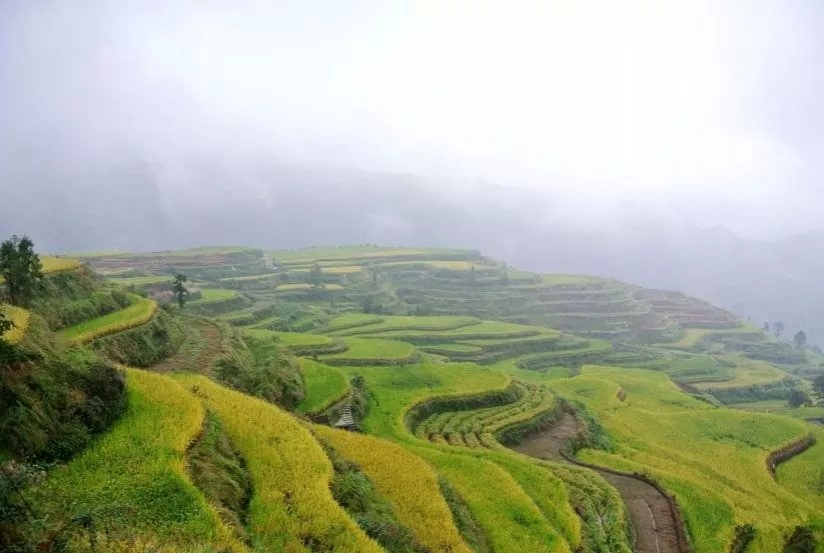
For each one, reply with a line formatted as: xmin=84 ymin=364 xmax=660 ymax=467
xmin=5 ymin=244 xmax=824 ymax=553
xmin=85 ymin=245 xmax=824 ymax=405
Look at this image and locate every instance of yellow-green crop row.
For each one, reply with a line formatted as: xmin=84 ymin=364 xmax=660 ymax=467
xmin=0 ymin=303 xmax=30 ymax=344
xmin=176 ymin=374 xmax=383 ymax=553
xmin=414 ymin=447 xmax=574 ymax=553
xmin=297 ymin=359 xmax=350 ymax=414
xmin=320 ymin=337 xmax=417 ymax=364
xmin=42 ymin=255 xmax=82 ymax=274
xmin=190 ymin=288 xmax=238 ymax=304
xmin=312 ymin=424 xmax=473 ymax=553
xmin=58 ymin=294 xmax=157 ymax=345
xmin=29 ymin=369 xmax=244 ymax=551
xmin=275 ymin=283 xmax=344 ymax=292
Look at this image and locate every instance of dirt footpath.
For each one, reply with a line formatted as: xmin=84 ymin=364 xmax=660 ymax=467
xmin=512 ymin=413 xmax=686 ymax=553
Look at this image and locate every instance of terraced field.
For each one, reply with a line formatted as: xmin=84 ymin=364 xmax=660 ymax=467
xmin=27 ymin=369 xmax=244 ymax=551
xmin=549 ymin=366 xmax=819 ymax=553
xmin=57 ymin=294 xmax=157 ymax=344
xmin=411 ymin=380 xmax=558 ymax=448
xmin=319 ymin=336 xmax=418 ymax=366
xmin=17 ymin=244 xmax=823 ymax=553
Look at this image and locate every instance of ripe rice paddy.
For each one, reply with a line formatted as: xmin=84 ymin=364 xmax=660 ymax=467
xmin=28 ymin=369 xmax=244 ymax=551
xmin=58 ymin=294 xmax=157 ymax=345
xmin=0 ymin=303 xmax=29 ymax=344
xmin=177 ymin=374 xmax=384 ymax=552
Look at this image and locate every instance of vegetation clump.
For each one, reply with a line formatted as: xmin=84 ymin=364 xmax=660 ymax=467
xmin=438 ymin=476 xmax=492 ymax=553
xmin=187 ymin=411 xmax=252 ymax=541
xmin=212 ymin=328 xmax=305 ymax=410
xmin=0 ymin=235 xmax=44 ymax=307
xmin=323 ymin=440 xmax=429 ymax=553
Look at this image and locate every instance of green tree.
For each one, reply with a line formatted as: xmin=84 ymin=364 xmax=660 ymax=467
xmin=787 ymin=389 xmax=810 ymax=408
xmin=309 ymin=263 xmax=325 ymax=291
xmin=783 ymin=525 xmax=815 ymax=553
xmin=0 ymin=311 xmax=14 ymax=340
xmin=774 ymin=321 xmax=785 ymax=338
xmin=0 ymin=235 xmax=43 ymax=307
xmin=172 ymin=273 xmax=189 ymax=309
xmin=812 ymin=374 xmax=824 ymax=402
xmin=794 ymin=330 xmax=808 ymax=348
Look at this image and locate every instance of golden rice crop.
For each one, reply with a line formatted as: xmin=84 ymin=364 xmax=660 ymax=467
xmin=416 ymin=447 xmax=573 ymax=553
xmin=41 ymin=255 xmax=82 ymax=274
xmin=0 ymin=303 xmax=30 ymax=344
xmin=312 ymin=424 xmax=473 ymax=553
xmin=176 ymin=374 xmax=383 ymax=553
xmin=30 ymin=368 xmax=245 ymax=551
xmin=58 ymin=294 xmax=157 ymax=345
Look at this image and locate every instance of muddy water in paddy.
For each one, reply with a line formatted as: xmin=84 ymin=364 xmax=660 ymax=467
xmin=511 ymin=413 xmax=685 ymax=553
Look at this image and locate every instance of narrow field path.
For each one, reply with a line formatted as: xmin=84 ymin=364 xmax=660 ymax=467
xmin=511 ymin=413 xmax=688 ymax=553
xmin=152 ymin=316 xmax=223 ymax=374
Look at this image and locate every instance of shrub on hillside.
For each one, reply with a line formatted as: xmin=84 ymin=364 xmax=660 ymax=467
xmin=1 ymin=326 xmax=126 ymax=461
xmin=38 ymin=290 xmax=132 ymax=330
xmin=90 ymin=309 xmax=184 ymax=367
xmin=212 ymin=330 xmax=305 ymax=410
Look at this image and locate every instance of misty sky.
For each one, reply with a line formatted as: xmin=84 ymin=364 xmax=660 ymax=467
xmin=2 ymin=1 xmax=823 ymax=238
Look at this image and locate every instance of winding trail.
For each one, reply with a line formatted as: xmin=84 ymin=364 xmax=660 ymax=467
xmin=511 ymin=413 xmax=688 ymax=553
xmin=152 ymin=316 xmax=223 ymax=374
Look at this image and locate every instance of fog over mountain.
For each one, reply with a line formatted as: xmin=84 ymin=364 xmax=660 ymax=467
xmin=2 ymin=1 xmax=824 ymax=340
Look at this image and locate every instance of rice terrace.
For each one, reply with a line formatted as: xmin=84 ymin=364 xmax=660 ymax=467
xmin=3 ymin=241 xmax=824 ymax=553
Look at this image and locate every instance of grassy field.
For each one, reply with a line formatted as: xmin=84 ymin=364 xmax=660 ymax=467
xmin=297 ymin=359 xmax=349 ymax=414
xmin=328 ymin=315 xmax=481 ymax=335
xmin=541 ymin=274 xmax=609 ymax=286
xmin=269 ymin=246 xmax=472 ymax=264
xmin=41 ymin=255 xmax=82 ymax=274
xmin=274 ymin=283 xmax=344 ymax=292
xmin=549 ymin=366 xmax=818 ymax=553
xmin=58 ymin=294 xmax=157 ymax=344
xmin=110 ymin=274 xmax=174 ymax=286
xmin=190 ymin=288 xmax=238 ymax=304
xmin=380 ymin=260 xmax=491 ymax=271
xmin=0 ymin=303 xmax=29 ymax=344
xmin=320 ymin=337 xmax=417 ymax=364
xmin=29 ymin=369 xmax=243 ymax=551
xmin=321 ymin=313 xmax=384 ymax=331
xmin=286 ymin=264 xmax=365 ymax=275
xmin=728 ymin=399 xmax=789 ymax=412
xmin=691 ymin=357 xmax=786 ymax=390
xmin=362 ymin=320 xmax=545 ymax=339
xmin=243 ymin=328 xmax=332 ymax=347
xmin=661 ymin=328 xmax=712 ymax=350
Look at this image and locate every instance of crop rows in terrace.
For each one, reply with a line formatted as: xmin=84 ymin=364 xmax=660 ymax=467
xmin=411 ymin=381 xmax=559 ymax=449
xmin=57 ymin=294 xmax=158 ymax=345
